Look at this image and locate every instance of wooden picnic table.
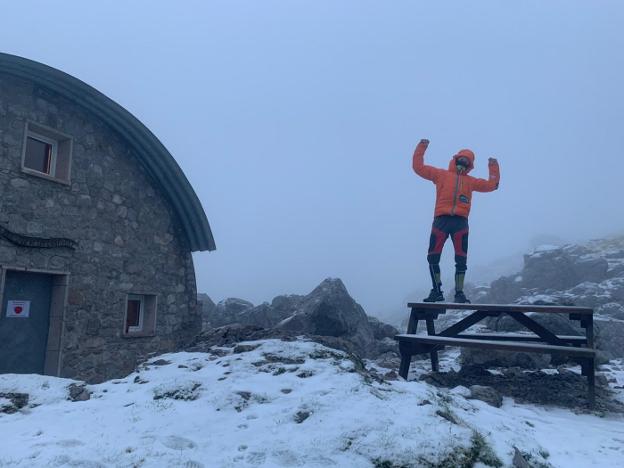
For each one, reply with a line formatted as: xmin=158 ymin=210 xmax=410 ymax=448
xmin=394 ymin=302 xmax=596 ymax=405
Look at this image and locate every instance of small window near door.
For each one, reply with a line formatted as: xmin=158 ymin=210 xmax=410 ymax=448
xmin=123 ymin=293 xmax=157 ymax=337
xmin=21 ymin=122 xmax=72 ymax=184
xmin=125 ymin=295 xmax=144 ymax=333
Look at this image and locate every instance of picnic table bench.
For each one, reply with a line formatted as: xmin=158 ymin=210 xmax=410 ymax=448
xmin=394 ymin=302 xmax=596 ymax=405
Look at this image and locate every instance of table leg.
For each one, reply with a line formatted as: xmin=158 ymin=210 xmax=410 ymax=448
xmin=588 ymin=358 xmax=596 ymax=408
xmin=407 ymin=308 xmax=420 ymax=334
xmin=585 ymin=315 xmax=594 ymax=348
xmin=398 ymin=341 xmax=411 ymax=380
xmin=426 ymin=317 xmax=439 ymax=372
xmin=585 ymin=316 xmax=595 ymax=407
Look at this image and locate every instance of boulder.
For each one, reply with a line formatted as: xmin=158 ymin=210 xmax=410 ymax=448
xmin=67 ymin=383 xmax=91 ymax=402
xmin=607 ymin=263 xmax=624 ymax=279
xmin=197 ymin=293 xmax=216 ymax=328
xmin=487 ymin=276 xmax=524 ymax=304
xmin=218 ymin=297 xmax=254 ymax=316
xmin=484 ymin=245 xmax=610 ymax=306
xmin=204 ymin=298 xmax=254 ymax=328
xmin=597 ymin=302 xmax=624 ymax=320
xmin=197 ymin=293 xmax=215 ymax=312
xmin=512 ymin=448 xmax=531 ymax=468
xmin=608 ymin=278 xmax=624 ymax=302
xmin=374 ymin=350 xmax=401 ymax=369
xmin=276 ymin=278 xmax=378 ymax=357
xmin=202 ymin=294 xmax=306 ymax=330
xmin=522 ymin=247 xmax=608 ymax=291
xmin=468 ymin=385 xmax=503 ymax=408
xmin=367 ymin=316 xmax=399 ymax=340
xmin=485 ymin=310 xmax=583 ymax=336
xmin=270 ymin=294 xmax=305 ymax=315
xmin=574 ymin=255 xmax=611 ymax=284
xmin=464 ymin=284 xmax=491 ymax=304
xmin=197 ymin=279 xmax=398 ymax=359
xmin=595 ymin=319 xmax=624 ymax=360
xmin=483 ymin=309 xmax=624 ymax=360
xmin=0 ymin=392 xmax=28 ymax=414
xmin=233 ymin=302 xmax=292 ymax=329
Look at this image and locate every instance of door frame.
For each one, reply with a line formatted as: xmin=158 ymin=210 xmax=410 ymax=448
xmin=0 ymin=266 xmax=69 ymax=377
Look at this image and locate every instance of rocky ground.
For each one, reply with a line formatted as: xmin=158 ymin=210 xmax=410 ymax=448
xmin=423 ymin=362 xmax=624 ymax=414
xmin=2 ymin=338 xmax=623 ymax=467
xmin=198 ymin=278 xmax=398 ymax=362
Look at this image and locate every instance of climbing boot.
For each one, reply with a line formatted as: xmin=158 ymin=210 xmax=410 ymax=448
xmin=454 ymin=290 xmax=471 ymax=304
xmin=423 ymin=289 xmax=445 ymax=302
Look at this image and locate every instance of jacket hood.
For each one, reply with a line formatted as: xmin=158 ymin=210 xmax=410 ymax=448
xmin=448 ymin=149 xmax=475 ymax=173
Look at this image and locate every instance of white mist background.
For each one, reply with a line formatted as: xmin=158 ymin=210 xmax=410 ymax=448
xmin=1 ymin=1 xmax=622 ymax=315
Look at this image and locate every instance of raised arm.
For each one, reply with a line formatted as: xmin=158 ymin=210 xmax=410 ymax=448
xmin=412 ymin=139 xmax=442 ymax=182
xmin=472 ymin=158 xmax=500 ymax=192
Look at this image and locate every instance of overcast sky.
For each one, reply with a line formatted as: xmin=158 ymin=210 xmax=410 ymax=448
xmin=2 ymin=1 xmax=623 ymax=316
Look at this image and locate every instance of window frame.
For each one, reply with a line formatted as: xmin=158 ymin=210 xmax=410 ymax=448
xmin=24 ymin=131 xmax=59 ymax=177
xmin=123 ymin=293 xmax=158 ymax=338
xmin=20 ymin=122 xmax=73 ymax=185
xmin=125 ymin=294 xmax=144 ymax=333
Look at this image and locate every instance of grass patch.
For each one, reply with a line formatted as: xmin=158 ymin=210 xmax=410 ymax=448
xmin=516 ymin=448 xmax=553 ymax=468
xmin=435 ymin=406 xmax=461 ymax=425
xmin=420 ymin=431 xmax=503 ymax=468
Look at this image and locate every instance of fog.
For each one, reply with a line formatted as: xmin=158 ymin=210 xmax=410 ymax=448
xmin=2 ymin=1 xmax=623 ymax=316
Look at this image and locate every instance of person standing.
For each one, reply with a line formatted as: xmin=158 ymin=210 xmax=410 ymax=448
xmin=412 ymin=138 xmax=500 ymax=303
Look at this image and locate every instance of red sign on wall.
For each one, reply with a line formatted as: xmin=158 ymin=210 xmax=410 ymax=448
xmin=6 ymin=300 xmax=30 ymax=318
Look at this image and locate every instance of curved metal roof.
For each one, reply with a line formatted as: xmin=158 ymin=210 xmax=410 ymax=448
xmin=0 ymin=52 xmax=215 ymax=252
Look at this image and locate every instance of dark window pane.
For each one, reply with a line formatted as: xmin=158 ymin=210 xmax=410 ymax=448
xmin=25 ymin=137 xmax=52 ymax=174
xmin=126 ymin=299 xmax=142 ymax=332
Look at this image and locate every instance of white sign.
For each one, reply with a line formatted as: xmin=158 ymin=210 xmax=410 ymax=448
xmin=6 ymin=300 xmax=31 ymax=318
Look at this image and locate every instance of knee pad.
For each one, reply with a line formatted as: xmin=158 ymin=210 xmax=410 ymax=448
xmin=428 ymin=253 xmax=441 ymax=265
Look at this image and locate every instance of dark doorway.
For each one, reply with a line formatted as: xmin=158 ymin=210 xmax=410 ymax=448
xmin=0 ymin=270 xmax=54 ymax=374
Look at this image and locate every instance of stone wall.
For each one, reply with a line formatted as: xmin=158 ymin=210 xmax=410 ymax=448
xmin=0 ymin=73 xmax=201 ymax=382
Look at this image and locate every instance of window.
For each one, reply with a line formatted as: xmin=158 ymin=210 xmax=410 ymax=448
xmin=123 ymin=293 xmax=157 ymax=337
xmin=125 ymin=295 xmax=144 ymax=333
xmin=24 ymin=134 xmax=55 ymax=175
xmin=21 ymin=122 xmax=72 ymax=183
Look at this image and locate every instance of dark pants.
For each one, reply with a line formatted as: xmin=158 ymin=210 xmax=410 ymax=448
xmin=427 ymin=215 xmax=469 ymax=291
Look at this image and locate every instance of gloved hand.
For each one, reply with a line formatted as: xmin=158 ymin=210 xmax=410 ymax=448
xmin=488 ymin=157 xmax=498 ymax=165
xmin=419 ymin=138 xmax=430 ymax=147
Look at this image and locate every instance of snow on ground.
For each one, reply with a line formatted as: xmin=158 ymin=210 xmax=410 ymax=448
xmin=1 ymin=339 xmax=624 ymax=467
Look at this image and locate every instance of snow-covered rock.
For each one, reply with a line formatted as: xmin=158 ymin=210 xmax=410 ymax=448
xmin=479 ymin=236 xmax=624 ymax=359
xmin=199 ymin=278 xmax=399 ymax=360
xmin=468 ymin=385 xmax=503 ymax=408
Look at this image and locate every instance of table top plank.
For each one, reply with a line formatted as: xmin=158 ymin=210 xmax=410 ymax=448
xmin=407 ymin=302 xmax=593 ymax=315
xmin=454 ymin=333 xmax=587 ymax=343
xmin=395 ymin=334 xmax=595 ymax=355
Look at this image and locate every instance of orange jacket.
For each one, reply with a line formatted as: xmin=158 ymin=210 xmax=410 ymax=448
xmin=412 ymin=142 xmax=500 ymax=218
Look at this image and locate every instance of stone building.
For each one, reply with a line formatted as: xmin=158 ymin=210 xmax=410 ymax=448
xmin=0 ymin=53 xmax=215 ymax=382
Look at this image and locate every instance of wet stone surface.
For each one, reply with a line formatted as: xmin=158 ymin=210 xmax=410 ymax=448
xmin=422 ymin=365 xmax=624 ymax=413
